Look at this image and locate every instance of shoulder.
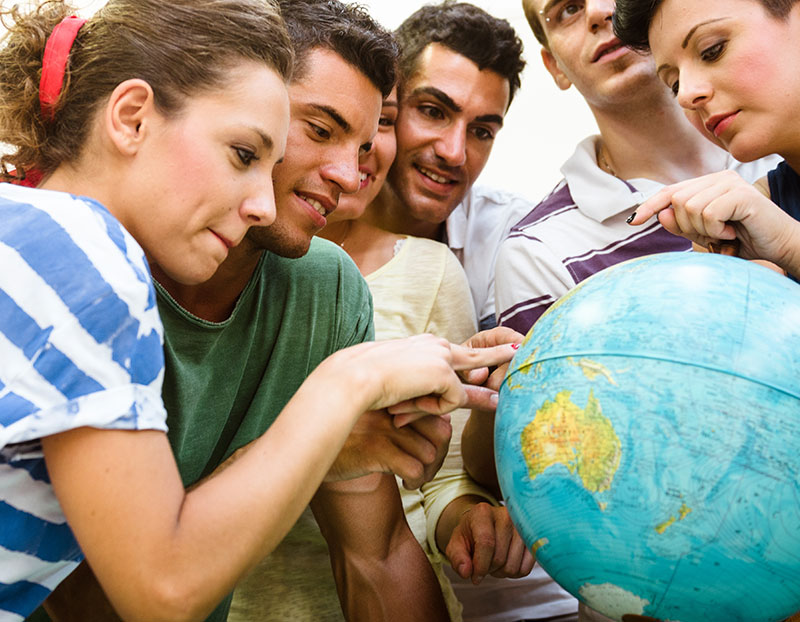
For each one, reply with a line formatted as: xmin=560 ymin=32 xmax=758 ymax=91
xmin=506 ymin=180 xmax=575 ymax=235
xmin=0 ymin=185 xmax=157 ymax=322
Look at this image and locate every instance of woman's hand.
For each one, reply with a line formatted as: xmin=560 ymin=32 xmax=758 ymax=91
xmin=322 ymin=334 xmax=519 ymax=420
xmin=629 ymin=170 xmax=800 ymax=273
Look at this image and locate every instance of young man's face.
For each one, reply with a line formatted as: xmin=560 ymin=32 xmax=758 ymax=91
xmin=388 ymin=43 xmax=510 ymax=225
xmin=247 ymin=48 xmax=382 ymax=257
xmin=532 ymin=0 xmax=658 ymax=107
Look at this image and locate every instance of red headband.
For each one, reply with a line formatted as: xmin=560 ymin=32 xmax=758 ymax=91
xmin=40 ymin=15 xmax=87 ymax=121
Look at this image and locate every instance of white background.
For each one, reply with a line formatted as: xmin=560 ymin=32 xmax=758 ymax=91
xmin=19 ymin=0 xmax=600 ymax=202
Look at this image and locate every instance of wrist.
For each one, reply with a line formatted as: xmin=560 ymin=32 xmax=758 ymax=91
xmin=783 ymin=219 xmax=800 ymax=279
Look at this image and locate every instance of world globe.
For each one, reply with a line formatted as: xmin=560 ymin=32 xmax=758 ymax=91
xmin=495 ymin=252 xmax=800 ymax=622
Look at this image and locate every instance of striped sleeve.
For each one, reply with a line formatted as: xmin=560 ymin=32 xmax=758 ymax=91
xmin=0 ymin=185 xmax=167 ymax=445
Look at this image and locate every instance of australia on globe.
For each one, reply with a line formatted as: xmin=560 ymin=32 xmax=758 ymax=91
xmin=495 ymin=252 xmax=800 ymax=622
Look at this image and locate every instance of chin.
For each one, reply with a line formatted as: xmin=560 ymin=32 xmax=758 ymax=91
xmin=247 ymin=225 xmax=311 ymax=259
xmin=726 ymin=138 xmax=766 ymax=164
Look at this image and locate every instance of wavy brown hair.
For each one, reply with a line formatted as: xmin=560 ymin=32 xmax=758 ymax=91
xmin=0 ymin=0 xmax=294 ymax=182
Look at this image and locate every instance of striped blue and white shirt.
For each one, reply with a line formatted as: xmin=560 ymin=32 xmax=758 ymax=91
xmin=0 ymin=183 xmax=167 ymax=620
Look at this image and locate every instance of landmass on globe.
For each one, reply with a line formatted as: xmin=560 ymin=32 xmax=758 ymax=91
xmin=520 ymin=389 xmax=621 ymax=494
xmin=655 ymin=503 xmax=692 ymax=534
xmin=578 ymin=583 xmax=650 ymax=619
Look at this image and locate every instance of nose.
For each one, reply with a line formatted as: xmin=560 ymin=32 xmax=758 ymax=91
xmin=586 ymin=0 xmax=613 ymax=32
xmin=240 ymin=179 xmax=277 ymax=227
xmin=433 ymin=122 xmax=467 ymax=168
xmin=676 ymin=69 xmax=711 ymax=111
xmin=323 ymin=151 xmax=361 ymax=194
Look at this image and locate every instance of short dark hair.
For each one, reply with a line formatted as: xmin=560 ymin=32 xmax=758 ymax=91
xmin=395 ymin=1 xmax=526 ymax=105
xmin=278 ymin=0 xmax=397 ymax=97
xmin=613 ymin=0 xmax=800 ymax=50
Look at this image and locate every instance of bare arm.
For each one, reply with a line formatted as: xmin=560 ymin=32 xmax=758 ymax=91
xmin=41 ymin=337 xmax=517 ymax=621
xmin=312 ymin=474 xmax=449 ymax=622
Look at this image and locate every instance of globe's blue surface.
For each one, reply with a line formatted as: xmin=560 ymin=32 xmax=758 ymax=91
xmin=495 ymin=252 xmax=800 ymax=622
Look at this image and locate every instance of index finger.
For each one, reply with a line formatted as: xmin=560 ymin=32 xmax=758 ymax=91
xmin=627 ymin=186 xmax=678 ymax=226
xmin=450 ymin=343 xmax=519 ymax=372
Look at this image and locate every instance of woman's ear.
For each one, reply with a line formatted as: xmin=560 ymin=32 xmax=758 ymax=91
xmin=104 ymin=79 xmax=157 ymax=156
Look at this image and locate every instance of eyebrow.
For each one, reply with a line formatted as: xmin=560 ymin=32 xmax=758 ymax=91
xmin=539 ymin=0 xmax=561 ymax=19
xmin=476 ymin=114 xmax=504 ymax=127
xmin=412 ymin=86 xmax=462 ymax=113
xmin=412 ymin=86 xmax=504 ymax=126
xmin=251 ymin=128 xmax=274 ymax=152
xmin=656 ymin=17 xmax=730 ymax=78
xmin=307 ymin=103 xmax=351 ymax=133
xmin=682 ymin=17 xmax=728 ymax=48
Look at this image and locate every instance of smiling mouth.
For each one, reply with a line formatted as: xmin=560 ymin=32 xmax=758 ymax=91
xmin=297 ymin=193 xmax=329 ymax=216
xmin=416 ymin=164 xmax=456 ymax=185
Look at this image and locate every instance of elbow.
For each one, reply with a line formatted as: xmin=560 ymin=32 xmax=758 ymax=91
xmin=111 ymin=576 xmax=219 ymax=622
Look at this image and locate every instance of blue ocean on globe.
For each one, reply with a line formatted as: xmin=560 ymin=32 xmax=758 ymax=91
xmin=495 ymin=252 xmax=800 ymax=622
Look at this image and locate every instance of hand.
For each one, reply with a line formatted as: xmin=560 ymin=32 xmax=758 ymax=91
xmin=629 ymin=170 xmax=800 ymax=271
xmin=460 ymin=327 xmax=524 ymax=395
xmin=324 ymin=411 xmax=452 ymax=489
xmin=445 ymin=502 xmax=534 ymax=585
xmin=360 ymin=335 xmax=518 ymax=425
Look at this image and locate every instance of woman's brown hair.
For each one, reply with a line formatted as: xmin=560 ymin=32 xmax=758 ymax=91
xmin=0 ymin=0 xmax=294 ymax=181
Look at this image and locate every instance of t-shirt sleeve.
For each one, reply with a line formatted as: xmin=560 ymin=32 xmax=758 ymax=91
xmin=0 ymin=195 xmax=167 ymax=447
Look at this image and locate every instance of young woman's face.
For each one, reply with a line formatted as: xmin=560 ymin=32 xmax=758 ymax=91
xmin=330 ymin=87 xmax=399 ymax=222
xmin=124 ymin=61 xmax=289 ymax=284
xmin=648 ymin=0 xmax=800 ymax=163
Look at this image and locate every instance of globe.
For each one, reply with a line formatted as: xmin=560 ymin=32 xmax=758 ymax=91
xmin=495 ymin=252 xmax=800 ymax=622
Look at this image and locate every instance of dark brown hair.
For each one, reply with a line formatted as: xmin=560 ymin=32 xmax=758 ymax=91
xmin=278 ymin=0 xmax=397 ymax=97
xmin=613 ymin=0 xmax=800 ymax=50
xmin=0 ymin=0 xmax=294 ymax=181
xmin=395 ymin=1 xmax=526 ymax=106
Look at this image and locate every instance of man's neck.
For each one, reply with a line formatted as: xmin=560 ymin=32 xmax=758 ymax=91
xmin=151 ymin=240 xmax=264 ymax=323
xmin=361 ymin=183 xmax=446 ymax=241
xmin=590 ymin=92 xmax=729 ymax=185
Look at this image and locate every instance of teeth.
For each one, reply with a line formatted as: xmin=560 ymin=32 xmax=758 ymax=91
xmin=300 ymin=194 xmax=326 ymax=215
xmin=419 ymin=166 xmax=449 ymax=184
xmin=360 ymin=172 xmax=368 ymax=183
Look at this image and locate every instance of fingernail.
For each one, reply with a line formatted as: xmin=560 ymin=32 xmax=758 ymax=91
xmin=626 ymin=211 xmax=637 ymax=224
xmin=511 ymin=343 xmax=520 ymax=350
xmin=490 ymin=393 xmax=499 ymax=407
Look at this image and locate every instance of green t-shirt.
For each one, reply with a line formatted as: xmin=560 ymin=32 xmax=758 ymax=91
xmin=156 ymin=238 xmax=374 ymax=488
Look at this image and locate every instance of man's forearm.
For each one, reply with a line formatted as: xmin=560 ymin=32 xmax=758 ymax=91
xmin=461 ymin=410 xmax=501 ymax=497
xmin=312 ymin=474 xmax=449 ymax=622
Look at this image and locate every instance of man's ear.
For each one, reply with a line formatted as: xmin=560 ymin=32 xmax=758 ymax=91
xmin=104 ymin=79 xmax=157 ymax=156
xmin=541 ymin=48 xmax=572 ymax=91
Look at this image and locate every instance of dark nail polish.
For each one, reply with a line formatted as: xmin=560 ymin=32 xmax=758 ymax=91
xmin=626 ymin=211 xmax=637 ymax=224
